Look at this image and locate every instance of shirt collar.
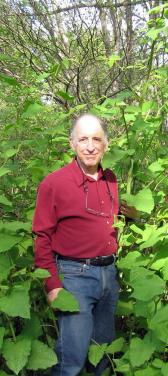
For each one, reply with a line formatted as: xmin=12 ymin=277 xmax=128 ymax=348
xmin=69 ymin=158 xmax=104 ymax=187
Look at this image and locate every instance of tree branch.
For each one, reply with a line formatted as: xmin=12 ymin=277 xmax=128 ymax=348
xmin=7 ymin=1 xmax=150 ymax=17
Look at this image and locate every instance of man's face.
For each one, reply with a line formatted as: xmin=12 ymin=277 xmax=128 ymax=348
xmin=70 ymin=117 xmax=108 ymax=171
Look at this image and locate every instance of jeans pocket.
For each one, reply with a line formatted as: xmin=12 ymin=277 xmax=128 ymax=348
xmin=57 ymin=260 xmax=84 ymax=275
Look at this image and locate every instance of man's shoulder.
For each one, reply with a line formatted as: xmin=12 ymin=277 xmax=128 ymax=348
xmin=104 ymin=168 xmax=117 ymax=183
xmin=40 ymin=161 xmax=73 ymax=187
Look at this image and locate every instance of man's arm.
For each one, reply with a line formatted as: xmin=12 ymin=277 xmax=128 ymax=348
xmin=33 ymin=179 xmax=63 ymax=299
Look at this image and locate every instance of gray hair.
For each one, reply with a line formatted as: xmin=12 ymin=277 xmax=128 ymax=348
xmin=70 ymin=114 xmax=109 ymax=140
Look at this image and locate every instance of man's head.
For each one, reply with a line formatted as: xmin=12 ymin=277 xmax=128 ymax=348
xmin=70 ymin=114 xmax=108 ymax=173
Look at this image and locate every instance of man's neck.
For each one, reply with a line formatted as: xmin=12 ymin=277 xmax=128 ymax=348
xmin=76 ymin=157 xmax=99 ymax=180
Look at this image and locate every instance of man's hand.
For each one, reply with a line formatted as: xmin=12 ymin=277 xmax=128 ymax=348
xmin=47 ymin=287 xmax=63 ymax=303
xmin=120 ymin=201 xmax=139 ymax=220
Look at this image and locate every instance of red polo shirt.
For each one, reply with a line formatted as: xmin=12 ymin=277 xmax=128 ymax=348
xmin=32 ymin=159 xmax=119 ymax=292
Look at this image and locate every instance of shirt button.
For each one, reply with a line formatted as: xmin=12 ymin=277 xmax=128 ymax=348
xmin=107 ymin=221 xmax=109 ymax=224
xmin=101 ymin=200 xmax=104 ymax=204
xmin=108 ymin=241 xmax=111 ymax=245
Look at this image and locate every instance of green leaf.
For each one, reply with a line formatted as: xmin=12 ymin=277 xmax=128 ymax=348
xmin=108 ymin=54 xmax=121 ymax=68
xmin=149 ymin=305 xmax=168 ymax=343
xmin=2 ymin=337 xmax=31 ymax=375
xmin=0 ymin=233 xmax=22 ymax=253
xmin=22 ymin=314 xmax=43 ymax=339
xmin=147 ymin=27 xmax=163 ymax=41
xmin=0 ymin=327 xmax=5 ymax=349
xmin=134 ymin=300 xmax=156 ymax=318
xmin=51 ymin=288 xmax=79 ymax=312
xmin=135 ymin=366 xmax=161 ymax=376
xmin=130 ymin=267 xmax=165 ymax=301
xmin=0 ymin=195 xmax=12 ymax=207
xmin=0 ymin=167 xmax=11 ymax=178
xmin=150 ymin=242 xmax=168 ymax=271
xmin=30 ymin=268 xmax=51 ymax=279
xmin=116 ymin=298 xmax=134 ymax=316
xmin=121 ymin=188 xmax=154 ymax=214
xmin=107 ymin=337 xmax=125 ymax=354
xmin=0 ymin=253 xmax=12 ymax=281
xmin=0 ymin=73 xmax=20 ymax=86
xmin=130 ymin=335 xmax=156 ymax=367
xmin=22 ymin=103 xmax=44 ymax=117
xmin=161 ymin=259 xmax=168 ymax=281
xmin=0 ymin=281 xmax=31 ymax=318
xmin=26 ymin=340 xmax=57 ymax=370
xmin=0 ymin=372 xmax=14 ymax=376
xmin=148 ymin=161 xmax=164 ymax=173
xmin=3 ymin=149 xmax=18 ymax=159
xmin=139 ymin=225 xmax=167 ymax=251
xmin=88 ymin=343 xmax=108 ymax=367
xmin=57 ymin=90 xmax=74 ymax=101
xmin=0 ymin=221 xmax=31 ymax=232
xmin=117 ymin=251 xmax=149 ymax=270
xmin=161 ymin=363 xmax=168 ymax=376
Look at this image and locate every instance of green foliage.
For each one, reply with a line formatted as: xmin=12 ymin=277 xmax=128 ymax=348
xmin=0 ymin=1 xmax=168 ymax=375
xmin=51 ymin=288 xmax=80 ymax=312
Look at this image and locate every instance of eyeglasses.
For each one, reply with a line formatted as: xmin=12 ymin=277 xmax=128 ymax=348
xmin=83 ymin=181 xmax=114 ymax=218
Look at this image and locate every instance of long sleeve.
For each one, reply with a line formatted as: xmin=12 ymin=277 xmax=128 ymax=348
xmin=32 ymin=181 xmax=63 ymax=292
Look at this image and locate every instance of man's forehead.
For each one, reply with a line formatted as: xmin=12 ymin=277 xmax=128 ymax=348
xmin=75 ymin=118 xmax=104 ymax=135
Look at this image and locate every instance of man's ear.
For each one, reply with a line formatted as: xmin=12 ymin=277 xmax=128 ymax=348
xmin=69 ymin=137 xmax=75 ymax=151
xmin=105 ymin=140 xmax=109 ymax=152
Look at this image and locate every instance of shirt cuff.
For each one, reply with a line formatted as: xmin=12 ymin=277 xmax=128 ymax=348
xmin=45 ymin=275 xmax=63 ymax=293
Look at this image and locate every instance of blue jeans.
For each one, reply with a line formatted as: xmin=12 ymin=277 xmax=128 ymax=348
xmin=51 ymin=259 xmax=119 ymax=376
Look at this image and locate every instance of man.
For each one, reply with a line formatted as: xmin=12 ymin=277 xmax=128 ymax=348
xmin=33 ymin=114 xmax=135 ymax=376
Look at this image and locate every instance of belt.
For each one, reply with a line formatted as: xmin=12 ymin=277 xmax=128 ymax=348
xmin=57 ymin=254 xmax=116 ymax=266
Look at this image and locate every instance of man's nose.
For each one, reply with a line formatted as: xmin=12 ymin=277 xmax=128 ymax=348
xmin=87 ymin=139 xmax=95 ymax=151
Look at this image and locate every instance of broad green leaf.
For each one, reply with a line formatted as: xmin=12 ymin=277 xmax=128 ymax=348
xmin=57 ymin=90 xmax=74 ymax=101
xmin=26 ymin=340 xmax=57 ymax=370
xmin=0 ymin=221 xmax=31 ymax=232
xmin=88 ymin=343 xmax=108 ymax=367
xmin=135 ymin=366 xmax=161 ymax=376
xmin=147 ymin=27 xmax=163 ymax=40
xmin=107 ymin=337 xmax=125 ymax=354
xmin=161 ymin=363 xmax=168 ymax=376
xmin=102 ymin=148 xmax=134 ymax=168
xmin=0 ymin=253 xmax=11 ymax=281
xmin=51 ymin=288 xmax=79 ymax=312
xmin=30 ymin=268 xmax=51 ymax=279
xmin=149 ymin=305 xmax=168 ymax=343
xmin=150 ymin=244 xmax=168 ymax=271
xmin=108 ymin=54 xmax=121 ymax=68
xmin=22 ymin=314 xmax=42 ymax=339
xmin=0 ymin=167 xmax=11 ymax=177
xmin=134 ymin=300 xmax=156 ymax=318
xmin=121 ymin=188 xmax=154 ymax=214
xmin=0 ymin=233 xmax=22 ymax=253
xmin=117 ymin=251 xmax=149 ymax=270
xmin=130 ymin=335 xmax=156 ymax=367
xmin=0 ymin=73 xmax=19 ymax=86
xmin=161 ymin=259 xmax=168 ymax=280
xmin=3 ymin=149 xmax=18 ymax=159
xmin=22 ymin=103 xmax=44 ymax=117
xmin=130 ymin=267 xmax=165 ymax=301
xmin=0 ymin=195 xmax=12 ymax=207
xmin=152 ymin=358 xmax=164 ymax=368
xmin=0 ymin=327 xmax=5 ymax=349
xmin=0 ymin=281 xmax=31 ymax=318
xmin=139 ymin=225 xmax=168 ymax=250
xmin=2 ymin=337 xmax=31 ymax=375
xmin=149 ymin=305 xmax=168 ymax=327
xmin=148 ymin=161 xmax=164 ymax=173
xmin=116 ymin=299 xmax=134 ymax=316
